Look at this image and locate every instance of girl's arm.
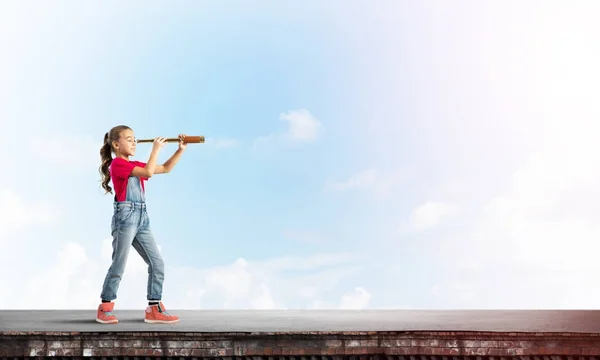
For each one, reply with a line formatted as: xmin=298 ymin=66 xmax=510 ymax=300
xmin=155 ymin=148 xmax=185 ymax=174
xmin=131 ymin=137 xmax=166 ymax=178
xmin=154 ymin=134 xmax=188 ymax=174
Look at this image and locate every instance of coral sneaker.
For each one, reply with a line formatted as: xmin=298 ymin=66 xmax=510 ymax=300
xmin=144 ymin=302 xmax=179 ymax=324
xmin=96 ymin=302 xmax=118 ymax=324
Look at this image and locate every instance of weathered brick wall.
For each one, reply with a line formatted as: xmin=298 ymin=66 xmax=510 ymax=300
xmin=2 ymin=331 xmax=600 ymax=358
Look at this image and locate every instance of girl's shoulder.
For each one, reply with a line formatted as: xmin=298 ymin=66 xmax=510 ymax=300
xmin=130 ymin=160 xmax=147 ymax=167
xmin=111 ymin=157 xmax=146 ymax=166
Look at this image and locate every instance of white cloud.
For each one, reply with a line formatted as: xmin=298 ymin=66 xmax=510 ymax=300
xmin=0 ymin=234 xmax=362 ymax=310
xmin=430 ymin=117 xmax=600 ymax=308
xmin=206 ymin=137 xmax=238 ymax=149
xmin=282 ymin=230 xmax=323 ymax=244
xmin=0 ymin=189 xmax=60 ymax=231
xmin=279 ymin=109 xmax=323 ymax=142
xmin=260 ymin=252 xmax=354 ymax=271
xmin=329 ymin=168 xmax=401 ymax=198
xmin=429 ymin=281 xmax=475 ymax=305
xmin=331 ymin=168 xmax=377 ymax=191
xmin=340 ymin=287 xmax=372 ymax=309
xmin=253 ymin=109 xmax=323 ymax=150
xmin=475 ymin=144 xmax=600 ymax=271
xmin=204 ymin=258 xmax=269 ymax=309
xmin=404 ymin=201 xmax=458 ymax=231
xmin=23 ymin=242 xmax=99 ymax=309
xmin=29 ymin=134 xmax=102 ymax=171
xmin=310 ymin=287 xmax=372 ymax=309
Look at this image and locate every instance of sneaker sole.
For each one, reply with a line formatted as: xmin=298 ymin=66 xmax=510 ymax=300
xmin=96 ymin=317 xmax=118 ymax=324
xmin=144 ymin=318 xmax=179 ymax=324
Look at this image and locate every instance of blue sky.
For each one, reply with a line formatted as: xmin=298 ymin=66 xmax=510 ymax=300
xmin=2 ymin=1 xmax=600 ymax=310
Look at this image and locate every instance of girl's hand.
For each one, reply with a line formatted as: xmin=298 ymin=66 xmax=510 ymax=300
xmin=178 ymin=134 xmax=188 ymax=150
xmin=152 ymin=137 xmax=167 ymax=152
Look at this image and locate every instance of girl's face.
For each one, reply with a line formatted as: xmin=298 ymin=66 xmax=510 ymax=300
xmin=113 ymin=129 xmax=137 ymax=157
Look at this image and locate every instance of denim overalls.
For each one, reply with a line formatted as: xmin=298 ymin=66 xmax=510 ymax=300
xmin=100 ymin=174 xmax=165 ymax=301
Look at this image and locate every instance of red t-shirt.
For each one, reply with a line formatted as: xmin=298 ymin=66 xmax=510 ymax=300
xmin=110 ymin=157 xmax=148 ymax=202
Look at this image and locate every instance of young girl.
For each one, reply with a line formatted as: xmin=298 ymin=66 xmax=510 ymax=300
xmin=97 ymin=125 xmax=186 ymax=324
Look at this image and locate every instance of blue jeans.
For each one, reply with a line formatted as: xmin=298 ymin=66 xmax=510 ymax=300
xmin=100 ymin=201 xmax=165 ymax=301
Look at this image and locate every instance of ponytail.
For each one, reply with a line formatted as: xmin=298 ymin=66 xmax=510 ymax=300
xmin=99 ymin=132 xmax=114 ymax=194
xmin=99 ymin=125 xmax=132 ymax=195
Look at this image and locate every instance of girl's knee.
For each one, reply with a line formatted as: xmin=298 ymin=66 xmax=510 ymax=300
xmin=152 ymin=257 xmax=165 ymax=273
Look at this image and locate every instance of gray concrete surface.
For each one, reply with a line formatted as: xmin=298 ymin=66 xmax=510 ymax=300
xmin=2 ymin=310 xmax=600 ymax=333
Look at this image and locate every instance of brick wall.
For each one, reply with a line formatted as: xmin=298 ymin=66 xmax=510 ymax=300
xmin=2 ymin=331 xmax=600 ymax=358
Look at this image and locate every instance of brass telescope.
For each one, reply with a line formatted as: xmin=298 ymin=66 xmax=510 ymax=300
xmin=136 ymin=136 xmax=205 ymax=144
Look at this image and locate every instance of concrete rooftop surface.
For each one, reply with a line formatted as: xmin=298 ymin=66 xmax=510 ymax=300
xmin=2 ymin=310 xmax=600 ymax=333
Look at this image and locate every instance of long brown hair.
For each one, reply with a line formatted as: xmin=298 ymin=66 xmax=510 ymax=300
xmin=99 ymin=125 xmax=132 ymax=194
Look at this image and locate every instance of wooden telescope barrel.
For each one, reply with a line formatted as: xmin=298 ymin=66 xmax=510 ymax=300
xmin=136 ymin=136 xmax=204 ymax=144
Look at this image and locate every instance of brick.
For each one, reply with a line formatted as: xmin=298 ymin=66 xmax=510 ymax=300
xmin=146 ymin=340 xmax=161 ymax=348
xmin=222 ymin=348 xmax=234 ymax=356
xmin=166 ymin=348 xmax=192 ymax=357
xmin=463 ymin=340 xmax=481 ymax=348
xmin=499 ymin=341 xmax=516 ymax=347
xmin=426 ymin=339 xmax=442 ymax=347
xmin=516 ymin=340 xmax=536 ymax=348
xmin=152 ymin=349 xmax=164 ymax=356
xmin=497 ymin=348 xmax=518 ymax=356
xmin=217 ymin=340 xmax=234 ymax=348
xmin=443 ymin=347 xmax=460 ymax=355
xmin=165 ymin=340 xmax=184 ymax=348
xmin=445 ymin=339 xmax=460 ymax=348
xmin=51 ymin=348 xmax=81 ymax=356
xmin=326 ymin=340 xmax=343 ymax=347
xmin=429 ymin=347 xmax=442 ymax=355
xmin=480 ymin=340 xmax=498 ymax=347
xmin=27 ymin=340 xmax=45 ymax=348
xmin=192 ymin=347 xmax=231 ymax=357
xmin=141 ymin=349 xmax=156 ymax=356
xmin=184 ymin=340 xmax=213 ymax=348
xmin=350 ymin=347 xmax=367 ymax=355
xmin=29 ymin=347 xmax=45 ymax=357
xmin=384 ymin=347 xmax=410 ymax=355
xmin=488 ymin=348 xmax=501 ymax=356
xmin=191 ymin=348 xmax=206 ymax=357
xmin=346 ymin=340 xmax=378 ymax=347
xmin=420 ymin=347 xmax=434 ymax=355
xmin=381 ymin=339 xmax=410 ymax=347
xmin=570 ymin=347 xmax=583 ymax=355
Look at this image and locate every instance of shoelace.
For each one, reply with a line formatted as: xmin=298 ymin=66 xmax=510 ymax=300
xmin=105 ymin=311 xmax=114 ymax=317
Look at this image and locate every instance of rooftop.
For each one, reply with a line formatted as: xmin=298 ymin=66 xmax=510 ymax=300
xmin=2 ymin=309 xmax=600 ymax=334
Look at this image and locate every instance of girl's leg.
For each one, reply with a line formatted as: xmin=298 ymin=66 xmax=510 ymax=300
xmin=132 ymin=227 xmax=165 ymax=301
xmin=133 ymin=212 xmax=179 ymax=324
xmin=100 ymin=206 xmax=140 ymax=301
xmin=97 ymin=205 xmax=140 ymax=324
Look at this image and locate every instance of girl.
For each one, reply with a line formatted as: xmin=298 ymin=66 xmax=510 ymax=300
xmin=97 ymin=125 xmax=186 ymax=324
